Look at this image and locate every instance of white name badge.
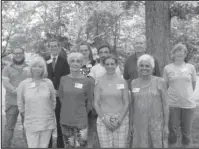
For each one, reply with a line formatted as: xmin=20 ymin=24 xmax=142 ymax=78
xmin=132 ymin=88 xmax=140 ymax=93
xmin=117 ymin=84 xmax=125 ymax=90
xmin=180 ymin=68 xmax=188 ymax=72
xmin=75 ymin=83 xmax=83 ymax=89
xmin=29 ymin=82 xmax=36 ymax=88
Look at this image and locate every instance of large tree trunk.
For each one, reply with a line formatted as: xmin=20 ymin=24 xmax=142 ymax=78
xmin=145 ymin=1 xmax=171 ymax=75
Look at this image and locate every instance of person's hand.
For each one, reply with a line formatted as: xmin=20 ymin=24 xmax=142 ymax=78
xmin=163 ymin=126 xmax=169 ymax=139
xmin=110 ymin=119 xmax=121 ymax=130
xmin=102 ymin=118 xmax=115 ymax=131
xmin=55 ymin=90 xmax=59 ymax=97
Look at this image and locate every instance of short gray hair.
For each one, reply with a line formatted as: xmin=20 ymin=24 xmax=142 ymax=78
xmin=67 ymin=52 xmax=84 ymax=65
xmin=29 ymin=56 xmax=48 ymax=78
xmin=137 ymin=54 xmax=155 ymax=68
xmin=170 ymin=43 xmax=188 ymax=61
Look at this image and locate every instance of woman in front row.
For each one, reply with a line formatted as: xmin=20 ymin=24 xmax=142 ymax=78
xmin=130 ymin=54 xmax=169 ymax=148
xmin=17 ymin=56 xmax=56 ymax=148
xmin=59 ymin=52 xmax=93 ymax=148
xmin=94 ymin=54 xmax=129 ymax=148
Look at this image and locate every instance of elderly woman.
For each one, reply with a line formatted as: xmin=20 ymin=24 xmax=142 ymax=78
xmin=130 ymin=54 xmax=169 ymax=148
xmin=17 ymin=56 xmax=56 ymax=148
xmin=94 ymin=54 xmax=129 ymax=148
xmin=59 ymin=52 xmax=93 ymax=148
xmin=163 ymin=43 xmax=197 ymax=148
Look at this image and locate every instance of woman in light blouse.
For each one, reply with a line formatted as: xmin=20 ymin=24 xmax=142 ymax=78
xmin=94 ymin=54 xmax=129 ymax=148
xmin=17 ymin=56 xmax=56 ymax=148
xmin=59 ymin=52 xmax=93 ymax=148
xmin=163 ymin=43 xmax=197 ymax=148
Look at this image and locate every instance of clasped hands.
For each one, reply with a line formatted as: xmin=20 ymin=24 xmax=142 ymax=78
xmin=102 ymin=115 xmax=122 ymax=131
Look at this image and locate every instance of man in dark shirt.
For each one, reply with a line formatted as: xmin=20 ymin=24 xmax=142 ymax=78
xmin=46 ymin=39 xmax=70 ymax=148
xmin=123 ymin=43 xmax=161 ymax=89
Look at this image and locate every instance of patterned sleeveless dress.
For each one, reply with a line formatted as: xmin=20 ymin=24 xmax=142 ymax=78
xmin=131 ymin=76 xmax=164 ymax=148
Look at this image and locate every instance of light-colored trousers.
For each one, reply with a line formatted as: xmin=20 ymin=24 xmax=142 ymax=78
xmin=97 ymin=113 xmax=129 ymax=148
xmin=26 ymin=129 xmax=53 ymax=148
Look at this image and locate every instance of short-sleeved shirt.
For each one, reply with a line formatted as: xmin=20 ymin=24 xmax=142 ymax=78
xmin=2 ymin=63 xmax=29 ymax=105
xmin=88 ymin=63 xmax=121 ymax=82
xmin=163 ymin=63 xmax=197 ymax=108
xmin=59 ymin=75 xmax=93 ymax=128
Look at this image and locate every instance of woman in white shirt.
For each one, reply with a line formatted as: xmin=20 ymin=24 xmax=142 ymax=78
xmin=17 ymin=56 xmax=56 ymax=148
xmin=163 ymin=43 xmax=197 ymax=148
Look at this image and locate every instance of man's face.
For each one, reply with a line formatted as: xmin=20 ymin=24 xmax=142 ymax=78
xmin=48 ymin=41 xmax=61 ymax=56
xmin=12 ymin=48 xmax=25 ymax=65
xmin=98 ymin=47 xmax=110 ymax=60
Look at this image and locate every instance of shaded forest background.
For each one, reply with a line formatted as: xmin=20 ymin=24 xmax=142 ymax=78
xmin=2 ymin=1 xmax=199 ymax=72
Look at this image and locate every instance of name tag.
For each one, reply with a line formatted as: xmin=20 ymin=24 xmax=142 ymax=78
xmin=75 ymin=83 xmax=83 ymax=89
xmin=132 ymin=88 xmax=140 ymax=93
xmin=29 ymin=82 xmax=36 ymax=88
xmin=117 ymin=84 xmax=125 ymax=90
xmin=180 ymin=68 xmax=188 ymax=72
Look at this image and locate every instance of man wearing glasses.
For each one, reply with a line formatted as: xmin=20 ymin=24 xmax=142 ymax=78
xmin=2 ymin=47 xmax=28 ymax=148
xmin=46 ymin=39 xmax=70 ymax=148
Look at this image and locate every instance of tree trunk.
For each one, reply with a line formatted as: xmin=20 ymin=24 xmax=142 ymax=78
xmin=145 ymin=1 xmax=171 ymax=75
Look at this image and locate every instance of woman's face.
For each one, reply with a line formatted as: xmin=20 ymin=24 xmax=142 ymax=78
xmin=79 ymin=45 xmax=90 ymax=58
xmin=138 ymin=60 xmax=153 ymax=77
xmin=174 ymin=50 xmax=186 ymax=62
xmin=104 ymin=58 xmax=117 ymax=75
xmin=69 ymin=57 xmax=82 ymax=72
xmin=31 ymin=62 xmax=44 ymax=78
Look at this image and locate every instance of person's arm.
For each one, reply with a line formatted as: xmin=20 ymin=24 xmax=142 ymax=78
xmin=154 ymin=59 xmax=161 ymax=77
xmin=47 ymin=79 xmax=56 ymax=110
xmin=123 ymin=58 xmax=130 ymax=81
xmin=163 ymin=66 xmax=169 ymax=89
xmin=191 ymin=64 xmax=197 ymax=91
xmin=17 ymin=80 xmax=26 ymax=115
xmin=118 ymin=81 xmax=130 ymax=124
xmin=158 ymin=78 xmax=169 ymax=136
xmin=85 ymin=79 xmax=94 ymax=114
xmin=94 ymin=80 xmax=115 ymax=130
xmin=58 ymin=77 xmax=64 ymax=102
xmin=2 ymin=66 xmax=17 ymax=94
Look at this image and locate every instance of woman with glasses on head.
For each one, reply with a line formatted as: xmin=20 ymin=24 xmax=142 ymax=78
xmin=130 ymin=54 xmax=169 ymax=148
xmin=163 ymin=43 xmax=197 ymax=148
xmin=17 ymin=56 xmax=56 ymax=148
xmin=59 ymin=52 xmax=93 ymax=148
xmin=94 ymin=54 xmax=129 ymax=148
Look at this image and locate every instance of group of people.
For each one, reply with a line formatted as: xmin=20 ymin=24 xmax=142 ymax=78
xmin=2 ymin=39 xmax=197 ymax=148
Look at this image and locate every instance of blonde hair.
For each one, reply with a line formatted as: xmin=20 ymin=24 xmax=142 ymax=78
xmin=67 ymin=52 xmax=84 ymax=65
xmin=28 ymin=56 xmax=48 ymax=78
xmin=170 ymin=43 xmax=188 ymax=61
xmin=137 ymin=54 xmax=155 ymax=68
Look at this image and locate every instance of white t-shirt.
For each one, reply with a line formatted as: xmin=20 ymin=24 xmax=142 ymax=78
xmin=163 ymin=63 xmax=197 ymax=108
xmin=88 ymin=63 xmax=121 ymax=82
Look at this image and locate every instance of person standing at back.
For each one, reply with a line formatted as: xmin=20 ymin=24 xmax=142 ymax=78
xmin=2 ymin=47 xmax=28 ymax=148
xmin=46 ymin=39 xmax=70 ymax=148
xmin=123 ymin=42 xmax=161 ymax=89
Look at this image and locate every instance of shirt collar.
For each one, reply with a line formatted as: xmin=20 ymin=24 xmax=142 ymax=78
xmin=51 ymin=55 xmax=58 ymax=60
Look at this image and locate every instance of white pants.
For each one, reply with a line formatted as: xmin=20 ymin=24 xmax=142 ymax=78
xmin=26 ymin=129 xmax=53 ymax=148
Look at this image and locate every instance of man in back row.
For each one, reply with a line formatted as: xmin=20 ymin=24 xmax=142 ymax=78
xmin=2 ymin=47 xmax=28 ymax=148
xmin=123 ymin=42 xmax=161 ymax=89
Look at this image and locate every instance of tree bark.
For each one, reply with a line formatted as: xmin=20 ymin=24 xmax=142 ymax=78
xmin=145 ymin=1 xmax=171 ymax=75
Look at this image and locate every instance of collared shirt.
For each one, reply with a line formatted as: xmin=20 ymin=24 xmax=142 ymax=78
xmin=51 ymin=55 xmax=58 ymax=64
xmin=2 ymin=63 xmax=29 ymax=105
xmin=88 ymin=63 xmax=121 ymax=82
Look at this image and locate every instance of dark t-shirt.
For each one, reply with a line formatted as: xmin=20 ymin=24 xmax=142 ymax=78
xmin=59 ymin=75 xmax=93 ymax=128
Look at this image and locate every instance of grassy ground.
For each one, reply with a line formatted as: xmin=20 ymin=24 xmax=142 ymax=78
xmin=1 ymin=78 xmax=199 ymax=148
